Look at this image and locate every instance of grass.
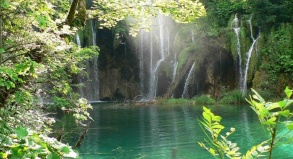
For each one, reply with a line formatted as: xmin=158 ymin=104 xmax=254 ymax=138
xmin=219 ymin=90 xmax=246 ymax=104
xmin=193 ymin=95 xmax=216 ymax=105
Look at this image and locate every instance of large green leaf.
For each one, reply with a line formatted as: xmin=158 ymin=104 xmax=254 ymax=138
xmin=285 ymin=86 xmax=292 ymax=99
xmin=13 ymin=127 xmax=29 ymax=139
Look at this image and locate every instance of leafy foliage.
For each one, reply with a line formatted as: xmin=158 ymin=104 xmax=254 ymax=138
xmin=199 ymin=87 xmax=293 ymax=158
xmin=0 ymin=0 xmax=208 ymax=157
xmin=193 ymin=95 xmax=216 ymax=105
xmin=91 ymin=0 xmax=206 ymax=36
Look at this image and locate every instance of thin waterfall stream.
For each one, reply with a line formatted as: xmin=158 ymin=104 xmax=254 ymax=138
xmin=182 ymin=63 xmax=195 ymax=98
xmin=242 ymin=17 xmax=260 ymax=94
xmin=232 ymin=15 xmax=260 ymax=94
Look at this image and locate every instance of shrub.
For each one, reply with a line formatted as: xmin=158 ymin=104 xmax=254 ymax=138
xmin=193 ymin=95 xmax=216 ymax=105
xmin=165 ymin=98 xmax=191 ymax=104
xmin=219 ymin=90 xmax=246 ymax=104
xmin=199 ymin=87 xmax=293 ymax=159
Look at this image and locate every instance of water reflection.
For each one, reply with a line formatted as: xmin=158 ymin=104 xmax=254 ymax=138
xmin=53 ymin=104 xmax=293 ymax=159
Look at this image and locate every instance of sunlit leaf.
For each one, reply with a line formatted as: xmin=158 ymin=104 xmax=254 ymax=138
xmin=286 ymin=122 xmax=293 ymax=130
xmin=279 ymin=110 xmax=290 ymax=118
xmin=13 ymin=127 xmax=29 ymax=139
xmin=285 ymin=86 xmax=292 ymax=98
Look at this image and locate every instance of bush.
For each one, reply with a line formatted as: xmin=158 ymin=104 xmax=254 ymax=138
xmin=193 ymin=95 xmax=216 ymax=105
xmin=219 ymin=90 xmax=246 ymax=104
xmin=165 ymin=98 xmax=191 ymax=104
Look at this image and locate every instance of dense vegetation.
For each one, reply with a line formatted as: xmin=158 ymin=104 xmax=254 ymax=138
xmin=0 ymin=0 xmax=205 ymax=158
xmin=0 ymin=0 xmax=292 ymax=158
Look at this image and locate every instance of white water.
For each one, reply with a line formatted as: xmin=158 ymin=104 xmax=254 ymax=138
xmin=182 ymin=63 xmax=195 ymax=98
xmin=242 ymin=18 xmax=260 ymax=94
xmin=139 ymin=30 xmax=145 ymax=96
xmin=232 ymin=15 xmax=260 ymax=94
xmin=232 ymin=14 xmax=243 ymax=90
xmin=172 ymin=30 xmax=180 ymax=82
xmin=136 ymin=14 xmax=189 ymax=100
xmin=78 ymin=21 xmax=100 ymax=101
xmin=75 ymin=33 xmax=86 ymax=98
xmin=75 ymin=34 xmax=81 ymax=46
xmin=92 ymin=22 xmax=100 ymax=101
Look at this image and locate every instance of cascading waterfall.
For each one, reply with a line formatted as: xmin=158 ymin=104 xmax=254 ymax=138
xmin=232 ymin=14 xmax=260 ymax=94
xmin=182 ymin=63 xmax=195 ymax=98
xmin=91 ymin=22 xmax=100 ymax=101
xmin=172 ymin=30 xmax=180 ymax=82
xmin=75 ymin=34 xmax=85 ymax=97
xmin=151 ymin=15 xmax=164 ymax=98
xmin=75 ymin=34 xmax=81 ymax=46
xmin=139 ymin=15 xmax=170 ymax=100
xmin=242 ymin=17 xmax=260 ymax=94
xmin=232 ymin=14 xmax=243 ymax=89
xmin=139 ymin=30 xmax=145 ymax=96
xmin=78 ymin=20 xmax=100 ymax=101
xmin=135 ymin=14 xmax=180 ymax=100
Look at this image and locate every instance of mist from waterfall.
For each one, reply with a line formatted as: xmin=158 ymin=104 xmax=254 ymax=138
xmin=136 ymin=14 xmax=178 ymax=100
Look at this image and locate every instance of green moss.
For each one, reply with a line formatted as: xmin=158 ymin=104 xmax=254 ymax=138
xmin=177 ymin=46 xmax=193 ymax=71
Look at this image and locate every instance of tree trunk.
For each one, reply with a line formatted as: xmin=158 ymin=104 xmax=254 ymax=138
xmin=66 ymin=0 xmax=80 ymax=25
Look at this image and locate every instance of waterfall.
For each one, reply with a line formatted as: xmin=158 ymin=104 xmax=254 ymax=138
xmin=182 ymin=63 xmax=195 ymax=98
xmin=242 ymin=17 xmax=260 ymax=94
xmin=75 ymin=33 xmax=86 ymax=97
xmin=172 ymin=30 xmax=180 ymax=82
xmin=147 ymin=14 xmax=168 ymax=100
xmin=91 ymin=22 xmax=100 ymax=101
xmin=75 ymin=34 xmax=81 ymax=46
xmin=78 ymin=20 xmax=100 ymax=102
xmin=148 ymin=31 xmax=154 ymax=98
xmin=139 ymin=30 xmax=145 ymax=96
xmin=135 ymin=14 xmax=177 ymax=100
xmin=232 ymin=14 xmax=243 ymax=89
xmin=232 ymin=14 xmax=260 ymax=94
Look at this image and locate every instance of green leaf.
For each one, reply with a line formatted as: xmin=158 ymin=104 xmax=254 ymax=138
xmin=251 ymin=88 xmax=265 ymax=103
xmin=286 ymin=122 xmax=293 ymax=130
xmin=279 ymin=110 xmax=290 ymax=118
xmin=266 ymin=102 xmax=280 ymax=110
xmin=203 ymin=112 xmax=211 ymax=123
xmin=211 ymin=124 xmax=224 ymax=130
xmin=263 ymin=117 xmax=276 ymax=125
xmin=13 ymin=127 xmax=29 ymax=139
xmin=212 ymin=115 xmax=222 ymax=122
xmin=0 ymin=48 xmax=5 ymax=53
xmin=61 ymin=146 xmax=70 ymax=154
xmin=209 ymin=148 xmax=216 ymax=156
xmin=285 ymin=86 xmax=292 ymax=98
xmin=47 ymin=152 xmax=61 ymax=159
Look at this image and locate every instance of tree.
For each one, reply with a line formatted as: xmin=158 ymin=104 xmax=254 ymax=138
xmin=0 ymin=0 xmax=206 ymax=158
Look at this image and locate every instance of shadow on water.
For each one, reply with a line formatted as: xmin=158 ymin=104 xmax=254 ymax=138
xmin=53 ymin=103 xmax=293 ymax=159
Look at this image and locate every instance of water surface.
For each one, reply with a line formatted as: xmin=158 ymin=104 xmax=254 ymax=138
xmin=55 ymin=103 xmax=293 ymax=159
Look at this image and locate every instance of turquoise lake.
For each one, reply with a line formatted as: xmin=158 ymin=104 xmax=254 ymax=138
xmin=54 ymin=103 xmax=293 ymax=159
